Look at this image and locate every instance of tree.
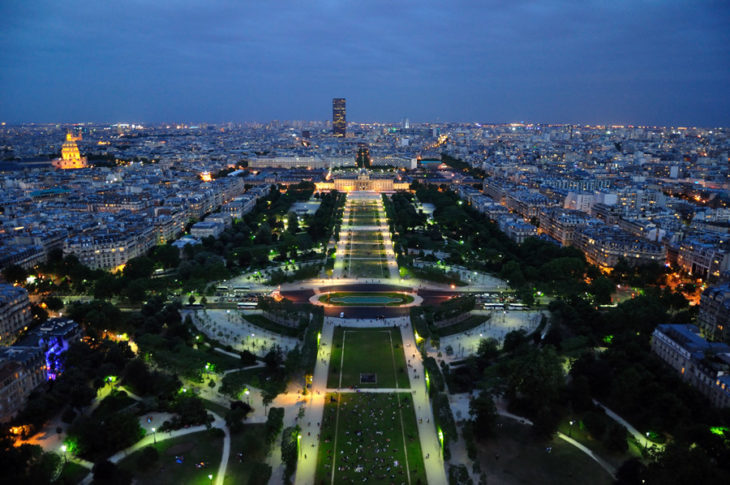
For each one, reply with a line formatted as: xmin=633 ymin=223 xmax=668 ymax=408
xmin=255 ymin=223 xmax=273 ymax=245
xmin=225 ymin=406 xmax=251 ymax=434
xmin=263 ymin=345 xmax=284 ymax=371
xmin=2 ymin=264 xmax=27 ymax=284
xmin=590 ymin=276 xmax=615 ymax=305
xmin=469 ymin=390 xmax=497 ymax=441
xmin=240 ymin=349 xmax=257 ymax=367
xmin=287 ymin=212 xmax=299 ymax=234
xmin=123 ymin=279 xmax=147 ymax=304
xmin=123 ymin=256 xmax=155 ymax=280
xmin=502 ymin=329 xmax=527 ymax=353
xmin=500 ymin=346 xmax=566 ymax=436
xmin=151 ymin=244 xmax=181 ymax=268
xmin=42 ymin=295 xmax=64 ymax=312
xmin=93 ymin=460 xmax=132 ymax=485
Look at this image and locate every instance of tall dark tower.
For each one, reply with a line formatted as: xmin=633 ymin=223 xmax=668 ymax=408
xmin=332 ymin=98 xmax=346 ymax=137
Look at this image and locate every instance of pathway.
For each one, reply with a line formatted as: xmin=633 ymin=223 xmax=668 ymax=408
xmin=400 ymin=321 xmax=449 ymax=485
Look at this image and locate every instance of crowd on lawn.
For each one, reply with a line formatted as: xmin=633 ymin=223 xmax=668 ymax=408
xmin=319 ymin=394 xmax=420 ymax=483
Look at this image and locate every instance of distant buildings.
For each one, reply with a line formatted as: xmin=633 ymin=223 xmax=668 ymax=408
xmin=190 ymin=220 xmax=225 ymax=239
xmin=573 ymin=225 xmax=665 ymax=269
xmin=333 ymin=98 xmax=346 ymax=137
xmin=0 ymin=285 xmax=32 ymax=346
xmin=651 ymin=324 xmax=730 ymax=408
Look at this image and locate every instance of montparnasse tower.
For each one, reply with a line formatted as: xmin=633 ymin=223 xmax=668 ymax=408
xmin=52 ymin=132 xmax=87 ymax=169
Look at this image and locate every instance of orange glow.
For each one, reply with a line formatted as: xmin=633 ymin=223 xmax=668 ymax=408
xmin=200 ymin=171 xmax=213 ymax=182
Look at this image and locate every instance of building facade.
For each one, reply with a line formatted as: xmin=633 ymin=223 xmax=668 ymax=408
xmin=0 ymin=285 xmax=32 ymax=346
xmin=651 ymin=324 xmax=730 ymax=408
xmin=0 ymin=347 xmax=46 ymax=422
xmin=697 ymin=283 xmax=730 ymax=342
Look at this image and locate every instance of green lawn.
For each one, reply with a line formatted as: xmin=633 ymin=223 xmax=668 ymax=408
xmin=243 ymin=313 xmax=300 ymax=337
xmin=220 ymin=366 xmax=286 ymax=401
xmin=349 ymin=214 xmax=380 ymax=225
xmin=350 ymin=232 xmax=383 ymax=244
xmin=327 ymin=327 xmax=410 ymax=389
xmin=117 ymin=430 xmax=223 ymax=485
xmin=224 ymin=424 xmax=269 ymax=485
xmin=315 ymin=392 xmax=426 ymax=485
xmin=56 ymin=461 xmax=89 ymax=485
xmin=477 ymin=418 xmax=614 ymax=485
xmin=348 ymin=258 xmax=389 ymax=278
xmin=433 ymin=315 xmax=491 ymax=337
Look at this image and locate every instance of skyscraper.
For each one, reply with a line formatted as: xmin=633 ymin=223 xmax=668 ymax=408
xmin=332 ymin=98 xmax=346 ymax=137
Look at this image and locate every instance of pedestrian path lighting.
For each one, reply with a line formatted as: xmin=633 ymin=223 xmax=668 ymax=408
xmin=437 ymin=427 xmax=444 ymax=456
xmin=60 ymin=444 xmax=67 ymax=463
xmin=569 ymin=420 xmax=574 ymax=437
xmin=424 ymin=371 xmax=430 ymax=393
xmin=244 ymin=388 xmax=250 ymax=404
xmin=152 ymin=427 xmax=157 ymax=444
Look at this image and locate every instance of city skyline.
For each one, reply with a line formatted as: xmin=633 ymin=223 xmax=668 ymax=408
xmin=1 ymin=1 xmax=729 ymax=126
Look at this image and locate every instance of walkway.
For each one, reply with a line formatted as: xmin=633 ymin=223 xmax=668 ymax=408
xmin=292 ymin=317 xmax=334 ymax=485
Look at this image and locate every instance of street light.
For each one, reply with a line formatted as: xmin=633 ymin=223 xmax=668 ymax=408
xmin=569 ymin=420 xmax=574 ymax=437
xmin=152 ymin=427 xmax=156 ymax=444
xmin=60 ymin=444 xmax=67 ymax=463
xmin=244 ymin=388 xmax=250 ymax=405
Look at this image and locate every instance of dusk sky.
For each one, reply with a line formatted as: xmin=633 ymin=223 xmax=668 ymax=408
xmin=1 ymin=0 xmax=729 ymax=126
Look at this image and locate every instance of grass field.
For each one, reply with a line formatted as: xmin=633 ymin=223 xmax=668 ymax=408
xmin=224 ymin=424 xmax=269 ymax=485
xmin=341 ymin=199 xmax=392 ymax=278
xmin=243 ymin=313 xmax=300 ymax=337
xmin=315 ymin=392 xmax=426 ymax=485
xmin=433 ymin=315 xmax=491 ymax=337
xmin=117 ymin=430 xmax=223 ymax=485
xmin=477 ymin=418 xmax=614 ymax=485
xmin=327 ymin=327 xmax=410 ymax=389
xmin=57 ymin=461 xmax=88 ymax=485
xmin=347 ymin=258 xmax=389 ymax=278
xmin=350 ymin=232 xmax=383 ymax=243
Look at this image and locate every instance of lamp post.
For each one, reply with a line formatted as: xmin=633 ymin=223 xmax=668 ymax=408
xmin=60 ymin=444 xmax=67 ymax=464
xmin=569 ymin=420 xmax=574 ymax=437
xmin=244 ymin=388 xmax=250 ymax=405
xmin=152 ymin=427 xmax=157 ymax=444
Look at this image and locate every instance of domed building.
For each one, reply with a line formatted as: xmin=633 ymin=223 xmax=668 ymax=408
xmin=52 ymin=133 xmax=87 ymax=169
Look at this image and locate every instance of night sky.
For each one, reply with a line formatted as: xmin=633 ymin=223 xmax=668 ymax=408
xmin=1 ymin=0 xmax=729 ymax=125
